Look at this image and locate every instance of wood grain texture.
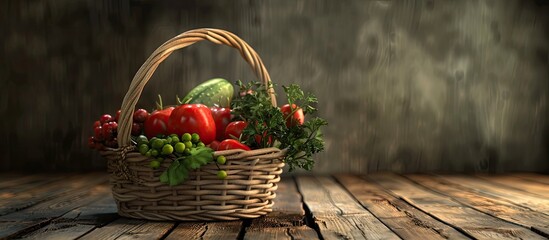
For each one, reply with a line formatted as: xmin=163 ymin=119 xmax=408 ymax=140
xmin=78 ymin=218 xmax=174 ymax=240
xmin=405 ymin=174 xmax=549 ymax=237
xmin=335 ymin=174 xmax=468 ymax=240
xmin=476 ymin=175 xmax=549 ymax=198
xmin=0 ymin=173 xmax=104 ymax=216
xmin=511 ymin=173 xmax=549 ymax=185
xmin=0 ymin=180 xmax=110 ymax=239
xmin=1 ymin=0 xmax=549 ymax=173
xmin=244 ymin=177 xmax=319 ymax=240
xmin=368 ymin=173 xmax=545 ymax=240
xmin=164 ymin=221 xmax=242 ymax=240
xmin=436 ymin=175 xmax=549 ymax=213
xmin=296 ymin=176 xmax=399 ymax=239
xmin=14 ymin=193 xmax=118 ymax=240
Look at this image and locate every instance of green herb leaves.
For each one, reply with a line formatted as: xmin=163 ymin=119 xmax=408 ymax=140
xmin=231 ymin=81 xmax=328 ymax=172
xmin=159 ymin=146 xmax=214 ymax=186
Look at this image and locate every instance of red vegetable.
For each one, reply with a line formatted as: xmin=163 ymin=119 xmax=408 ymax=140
xmin=210 ymin=106 xmax=232 ymax=141
xmin=218 ymin=139 xmax=251 ymax=151
xmin=224 ymin=121 xmax=247 ymax=140
xmin=281 ymin=104 xmax=305 ymax=127
xmin=144 ymin=107 xmax=174 ymax=139
xmin=209 ymin=140 xmax=220 ymax=151
xmin=168 ymin=104 xmax=216 ymax=144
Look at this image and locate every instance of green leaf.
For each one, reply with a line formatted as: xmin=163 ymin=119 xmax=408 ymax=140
xmin=167 ymin=160 xmax=188 ymax=186
xmin=159 ymin=170 xmax=169 ymax=184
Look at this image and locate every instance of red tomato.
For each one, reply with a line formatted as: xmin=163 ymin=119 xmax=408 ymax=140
xmin=281 ymin=104 xmax=305 ymax=127
xmin=209 ymin=140 xmax=220 ymax=151
xmin=144 ymin=107 xmax=174 ymax=139
xmin=218 ymin=139 xmax=251 ymax=151
xmin=225 ymin=121 xmax=248 ymax=140
xmin=168 ymin=104 xmax=216 ymax=144
xmin=210 ymin=106 xmax=232 ymax=141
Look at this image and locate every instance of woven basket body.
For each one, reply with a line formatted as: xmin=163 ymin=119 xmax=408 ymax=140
xmin=101 ymin=28 xmax=285 ymax=221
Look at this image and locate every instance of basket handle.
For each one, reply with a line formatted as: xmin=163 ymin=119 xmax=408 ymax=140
xmin=117 ymin=28 xmax=277 ymax=147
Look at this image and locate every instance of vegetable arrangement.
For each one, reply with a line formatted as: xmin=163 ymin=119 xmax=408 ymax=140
xmin=90 ymin=78 xmax=327 ymax=185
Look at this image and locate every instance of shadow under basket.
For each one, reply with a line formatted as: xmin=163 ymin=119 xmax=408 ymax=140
xmin=99 ymin=28 xmax=286 ymax=221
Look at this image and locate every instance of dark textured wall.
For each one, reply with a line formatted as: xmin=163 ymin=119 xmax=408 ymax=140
xmin=1 ymin=0 xmax=548 ymax=173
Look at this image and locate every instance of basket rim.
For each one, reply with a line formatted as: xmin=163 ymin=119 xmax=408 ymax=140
xmin=116 ymin=28 xmax=276 ymax=149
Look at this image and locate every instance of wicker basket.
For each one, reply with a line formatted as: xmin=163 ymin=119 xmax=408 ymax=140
xmin=99 ymin=28 xmax=286 ymax=221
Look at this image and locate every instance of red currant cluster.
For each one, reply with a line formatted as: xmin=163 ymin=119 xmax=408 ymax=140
xmin=88 ymin=109 xmax=149 ymax=150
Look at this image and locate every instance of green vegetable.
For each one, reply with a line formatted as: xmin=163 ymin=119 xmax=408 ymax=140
xmin=159 ymin=146 xmax=214 ymax=186
xmin=180 ymin=78 xmax=234 ymax=107
xmin=162 ymin=144 xmax=174 ymax=155
xmin=150 ymin=160 xmax=161 ymax=169
xmin=182 ymin=133 xmax=192 ymax=142
xmin=231 ymin=81 xmax=327 ymax=171
xmin=151 ymin=139 xmax=164 ymax=149
xmin=174 ymin=142 xmax=185 ymax=153
xmin=217 ymin=170 xmax=227 ymax=179
xmin=191 ymin=133 xmax=200 ymax=143
xmin=216 ymin=156 xmax=226 ymax=165
xmin=138 ymin=144 xmax=149 ymax=155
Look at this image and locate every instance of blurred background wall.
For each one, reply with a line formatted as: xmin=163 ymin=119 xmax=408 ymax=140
xmin=1 ymin=0 xmax=548 ymax=173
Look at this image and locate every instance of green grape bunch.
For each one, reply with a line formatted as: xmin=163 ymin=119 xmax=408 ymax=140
xmin=132 ymin=133 xmax=228 ymax=185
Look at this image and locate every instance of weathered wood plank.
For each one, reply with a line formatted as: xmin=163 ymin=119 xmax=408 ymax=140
xmin=406 ymin=174 xmax=549 ymax=237
xmin=476 ymin=175 xmax=549 ymax=198
xmin=436 ymin=175 xmax=549 ymax=214
xmin=335 ymin=174 xmax=468 ymax=240
xmin=164 ymin=221 xmax=242 ymax=240
xmin=0 ymin=174 xmax=69 ymax=197
xmin=16 ymin=193 xmax=119 ymax=240
xmin=368 ymin=173 xmax=545 ymax=240
xmin=0 ymin=174 xmax=55 ymax=189
xmin=511 ymin=173 xmax=549 ymax=185
xmin=0 ymin=180 xmax=110 ymax=239
xmin=78 ymin=218 xmax=174 ymax=240
xmin=0 ymin=173 xmax=104 ymax=216
xmin=296 ymin=176 xmax=399 ymax=239
xmin=163 ymin=223 xmax=206 ymax=240
xmin=244 ymin=177 xmax=319 ymax=240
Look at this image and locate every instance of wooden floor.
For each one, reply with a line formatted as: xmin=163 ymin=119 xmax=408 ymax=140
xmin=0 ymin=173 xmax=548 ymax=240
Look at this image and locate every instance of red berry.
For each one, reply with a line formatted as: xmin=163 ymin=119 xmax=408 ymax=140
xmin=102 ymin=122 xmax=117 ymax=140
xmin=100 ymin=114 xmax=113 ymax=124
xmin=131 ymin=122 xmax=142 ymax=136
xmin=93 ymin=121 xmax=101 ymax=128
xmin=95 ymin=143 xmax=105 ymax=150
xmin=105 ymin=138 xmax=118 ymax=148
xmin=94 ymin=126 xmax=104 ymax=141
xmin=133 ymin=109 xmax=149 ymax=123
xmin=115 ymin=110 xmax=122 ymax=122
xmin=88 ymin=136 xmax=96 ymax=149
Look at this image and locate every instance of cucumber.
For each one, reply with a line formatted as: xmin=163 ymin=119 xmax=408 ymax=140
xmin=182 ymin=78 xmax=234 ymax=107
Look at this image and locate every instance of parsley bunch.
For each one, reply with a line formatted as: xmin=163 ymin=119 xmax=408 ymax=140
xmin=231 ymin=81 xmax=328 ymax=171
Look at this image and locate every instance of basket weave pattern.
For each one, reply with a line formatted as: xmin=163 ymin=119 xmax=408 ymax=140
xmin=101 ymin=28 xmax=286 ymax=221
